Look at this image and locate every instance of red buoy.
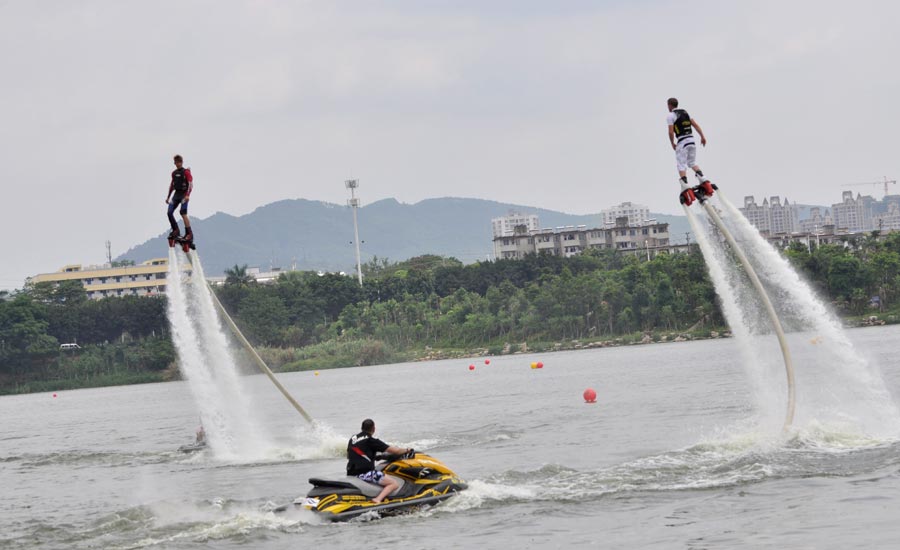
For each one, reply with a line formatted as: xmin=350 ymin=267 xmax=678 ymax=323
xmin=583 ymin=388 xmax=597 ymax=403
xmin=469 ymin=364 xmax=475 ymax=371
xmin=52 ymin=393 xmax=58 ymax=398
xmin=536 ymin=361 xmax=544 ymax=369
xmin=484 ymin=359 xmax=490 ymax=365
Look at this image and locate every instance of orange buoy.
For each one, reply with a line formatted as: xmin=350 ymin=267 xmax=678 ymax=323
xmin=530 ymin=362 xmax=538 ymax=369
xmin=583 ymin=388 xmax=597 ymax=403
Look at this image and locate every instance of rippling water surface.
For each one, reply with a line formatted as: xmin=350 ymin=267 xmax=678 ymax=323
xmin=2 ymin=325 xmax=900 ymax=549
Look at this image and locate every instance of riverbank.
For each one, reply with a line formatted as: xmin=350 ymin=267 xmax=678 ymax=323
xmin=3 ymin=314 xmax=896 ymax=396
xmin=257 ymin=325 xmax=734 ymax=372
xmin=259 ymin=312 xmax=900 ymax=372
xmin=0 ymin=327 xmax=726 ymax=395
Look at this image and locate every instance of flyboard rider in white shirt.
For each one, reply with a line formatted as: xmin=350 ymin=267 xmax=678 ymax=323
xmin=667 ymin=97 xmax=715 ymax=206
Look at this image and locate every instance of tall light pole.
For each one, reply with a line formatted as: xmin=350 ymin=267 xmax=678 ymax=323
xmin=345 ymin=179 xmax=363 ymax=285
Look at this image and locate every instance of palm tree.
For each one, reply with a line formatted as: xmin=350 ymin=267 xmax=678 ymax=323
xmin=224 ymin=264 xmax=255 ymax=286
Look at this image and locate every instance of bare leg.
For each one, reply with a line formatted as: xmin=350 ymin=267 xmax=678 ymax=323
xmin=372 ymin=476 xmax=399 ymax=503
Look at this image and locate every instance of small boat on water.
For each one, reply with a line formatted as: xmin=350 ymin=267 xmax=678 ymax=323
xmin=277 ymin=452 xmax=467 ymax=521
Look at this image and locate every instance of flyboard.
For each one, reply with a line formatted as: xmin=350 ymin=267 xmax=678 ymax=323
xmin=174 ymin=238 xmax=315 ymax=425
xmin=680 ymin=182 xmax=796 ymax=430
xmin=168 ymin=232 xmax=196 ymax=254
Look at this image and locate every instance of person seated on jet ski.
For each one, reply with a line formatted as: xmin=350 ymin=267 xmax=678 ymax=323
xmin=347 ymin=419 xmax=412 ymax=504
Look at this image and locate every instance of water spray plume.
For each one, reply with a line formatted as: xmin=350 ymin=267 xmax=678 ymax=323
xmin=166 ymin=249 xmax=273 ymax=459
xmin=684 ymin=186 xmax=900 ymax=437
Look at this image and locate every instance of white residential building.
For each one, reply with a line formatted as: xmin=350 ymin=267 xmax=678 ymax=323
xmin=491 ymin=211 xmax=540 ymax=238
xmin=28 ymin=259 xmax=173 ymax=300
xmin=799 ymin=207 xmax=834 ymax=234
xmin=831 ymin=191 xmax=874 ymax=233
xmin=873 ymin=202 xmax=900 ymax=231
xmin=740 ymin=196 xmax=799 ymax=234
xmin=493 ymin=217 xmax=670 ymax=260
xmin=601 ymin=202 xmax=650 ymax=227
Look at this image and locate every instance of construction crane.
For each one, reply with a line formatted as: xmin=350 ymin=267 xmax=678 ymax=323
xmin=842 ymin=176 xmax=897 ymax=198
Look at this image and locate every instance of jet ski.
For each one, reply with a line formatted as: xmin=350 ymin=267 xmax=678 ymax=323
xmin=278 ymin=451 xmax=467 ymax=521
xmin=177 ymin=440 xmax=207 ymax=453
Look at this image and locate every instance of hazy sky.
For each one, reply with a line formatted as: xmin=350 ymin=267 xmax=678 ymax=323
xmin=2 ymin=0 xmax=899 ymax=289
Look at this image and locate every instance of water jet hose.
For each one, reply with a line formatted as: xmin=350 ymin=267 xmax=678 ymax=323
xmin=699 ymin=199 xmax=796 ymax=430
xmin=184 ymin=253 xmax=314 ymax=423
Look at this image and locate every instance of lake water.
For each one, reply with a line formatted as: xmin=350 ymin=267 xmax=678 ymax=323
xmin=3 ymin=325 xmax=900 ymax=549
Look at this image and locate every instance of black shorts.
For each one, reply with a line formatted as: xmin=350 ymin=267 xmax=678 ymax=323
xmin=168 ymin=195 xmax=188 ymax=215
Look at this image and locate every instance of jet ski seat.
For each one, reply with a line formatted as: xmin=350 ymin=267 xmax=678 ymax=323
xmin=308 ymin=476 xmax=407 ymax=498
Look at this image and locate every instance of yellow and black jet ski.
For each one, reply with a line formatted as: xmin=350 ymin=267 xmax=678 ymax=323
xmin=279 ymin=451 xmax=467 ymax=521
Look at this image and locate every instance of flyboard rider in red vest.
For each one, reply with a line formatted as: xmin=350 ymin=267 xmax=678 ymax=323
xmin=165 ymin=154 xmax=194 ymax=242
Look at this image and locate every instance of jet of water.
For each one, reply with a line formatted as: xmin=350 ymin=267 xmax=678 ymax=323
xmin=166 ymin=249 xmax=274 ymax=460
xmin=712 ymin=192 xmax=900 ymax=437
xmin=685 ymin=206 xmax=787 ymax=431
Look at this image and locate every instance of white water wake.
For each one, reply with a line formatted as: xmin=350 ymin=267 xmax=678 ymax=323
xmin=687 ymin=194 xmax=900 ymax=437
xmin=166 ymin=249 xmax=274 ymax=460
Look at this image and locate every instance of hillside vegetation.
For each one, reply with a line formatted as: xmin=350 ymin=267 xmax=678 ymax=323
xmin=3 ymin=232 xmax=898 ymax=394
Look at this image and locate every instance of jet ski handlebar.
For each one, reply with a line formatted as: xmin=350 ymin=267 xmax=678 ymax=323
xmin=375 ymin=448 xmax=416 ymax=462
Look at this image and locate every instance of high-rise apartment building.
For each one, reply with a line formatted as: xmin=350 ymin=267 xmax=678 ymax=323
xmin=740 ymin=196 xmax=799 ymax=234
xmin=831 ymin=191 xmax=874 ymax=233
xmin=600 ymin=202 xmax=650 ymax=227
xmin=491 ymin=211 xmax=540 ymax=238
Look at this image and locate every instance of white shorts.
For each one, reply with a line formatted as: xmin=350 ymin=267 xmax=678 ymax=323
xmin=675 ymin=143 xmax=697 ymax=172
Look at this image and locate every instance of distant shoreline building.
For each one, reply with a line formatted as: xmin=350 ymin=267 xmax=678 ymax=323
xmin=491 ymin=211 xmax=540 ymax=238
xmin=831 ymin=191 xmax=874 ymax=233
xmin=765 ymin=225 xmax=898 ymax=250
xmin=740 ymin=196 xmax=799 ymax=234
xmin=28 ymin=259 xmax=172 ymax=300
xmin=493 ymin=217 xmax=671 ymax=260
xmin=799 ymin=206 xmax=834 ymax=234
xmin=736 ymin=190 xmax=900 ymax=249
xmin=29 ymin=259 xmax=305 ymax=298
xmin=600 ymin=202 xmax=650 ymax=227
xmin=742 ymin=190 xmax=900 ymax=235
xmin=874 ymin=201 xmax=900 ymax=231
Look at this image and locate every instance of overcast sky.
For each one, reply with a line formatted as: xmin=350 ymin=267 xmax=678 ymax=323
xmin=2 ymin=0 xmax=898 ymax=289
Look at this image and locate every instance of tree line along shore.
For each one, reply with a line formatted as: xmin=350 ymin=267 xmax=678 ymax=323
xmin=2 ymin=233 xmax=899 ymax=395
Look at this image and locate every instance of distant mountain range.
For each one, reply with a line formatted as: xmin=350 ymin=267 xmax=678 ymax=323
xmin=116 ymin=197 xmax=692 ymax=276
